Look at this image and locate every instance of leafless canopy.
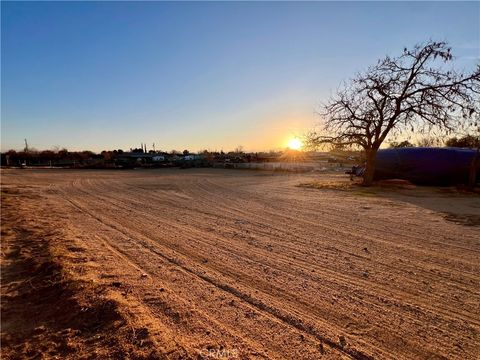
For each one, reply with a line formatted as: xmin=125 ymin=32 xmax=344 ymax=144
xmin=309 ymin=41 xmax=480 ymax=151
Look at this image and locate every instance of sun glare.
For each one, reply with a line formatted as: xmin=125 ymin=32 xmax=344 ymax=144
xmin=287 ymin=138 xmax=302 ymax=150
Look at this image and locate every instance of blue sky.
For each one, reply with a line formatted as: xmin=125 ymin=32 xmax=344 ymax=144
xmin=1 ymin=1 xmax=479 ymax=152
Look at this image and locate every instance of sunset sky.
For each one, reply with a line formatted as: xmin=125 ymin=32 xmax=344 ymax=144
xmin=1 ymin=1 xmax=479 ymax=153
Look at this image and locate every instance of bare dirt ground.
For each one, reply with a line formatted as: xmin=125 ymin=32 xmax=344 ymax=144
xmin=1 ymin=168 xmax=479 ymax=359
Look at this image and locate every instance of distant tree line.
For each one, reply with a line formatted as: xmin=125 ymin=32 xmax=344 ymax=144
xmin=389 ymin=134 xmax=479 ymax=148
xmin=1 ymin=146 xmax=287 ymax=167
xmin=2 ymin=149 xmax=102 ymax=165
xmin=445 ymin=135 xmax=479 ymax=148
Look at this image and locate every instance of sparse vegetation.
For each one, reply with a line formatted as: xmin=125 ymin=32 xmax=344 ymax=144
xmin=389 ymin=140 xmax=414 ymax=148
xmin=446 ymin=134 xmax=480 ymax=148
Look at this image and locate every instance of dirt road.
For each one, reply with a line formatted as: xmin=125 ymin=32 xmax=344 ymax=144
xmin=1 ymin=169 xmax=479 ymax=359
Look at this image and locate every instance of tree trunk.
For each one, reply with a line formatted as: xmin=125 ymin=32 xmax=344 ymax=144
xmin=468 ymin=147 xmax=479 ymax=190
xmin=362 ymin=148 xmax=378 ymax=186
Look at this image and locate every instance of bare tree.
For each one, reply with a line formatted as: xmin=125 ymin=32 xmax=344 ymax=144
xmin=445 ymin=133 xmax=480 ymax=148
xmin=308 ymin=41 xmax=480 ymax=185
xmin=416 ymin=136 xmax=443 ymax=147
xmin=389 ymin=140 xmax=414 ymax=148
xmin=234 ymin=145 xmax=244 ymax=154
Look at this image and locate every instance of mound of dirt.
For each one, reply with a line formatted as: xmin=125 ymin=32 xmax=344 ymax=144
xmin=1 ymin=189 xmax=161 ymax=360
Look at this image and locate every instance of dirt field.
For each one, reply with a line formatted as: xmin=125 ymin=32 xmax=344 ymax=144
xmin=1 ymin=168 xmax=479 ymax=359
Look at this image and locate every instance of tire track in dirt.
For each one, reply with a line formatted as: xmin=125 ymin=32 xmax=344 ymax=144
xmin=57 ymin=184 xmax=342 ymax=358
xmin=82 ymin=176 xmax=480 ymax=330
xmin=198 ymin=177 xmax=480 ymax=262
xmin=202 ymin=175 xmax=479 ymax=249
xmin=62 ymin=174 xmax=478 ymax=358
xmin=4 ymin=169 xmax=479 ymax=359
xmin=60 ymin=191 xmax=377 ymax=360
xmin=58 ymin=192 xmax=279 ymax=359
xmin=76 ymin=185 xmax=480 ymax=337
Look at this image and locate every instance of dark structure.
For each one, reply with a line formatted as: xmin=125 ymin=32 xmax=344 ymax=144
xmin=374 ymin=147 xmax=479 ymax=185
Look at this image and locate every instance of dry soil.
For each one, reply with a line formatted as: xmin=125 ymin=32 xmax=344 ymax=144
xmin=1 ymin=168 xmax=479 ymax=359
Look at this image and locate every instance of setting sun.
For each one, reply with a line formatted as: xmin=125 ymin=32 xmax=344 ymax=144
xmin=287 ymin=138 xmax=302 ymax=150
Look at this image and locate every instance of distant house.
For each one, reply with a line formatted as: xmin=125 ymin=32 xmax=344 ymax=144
xmin=152 ymin=155 xmax=165 ymax=162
